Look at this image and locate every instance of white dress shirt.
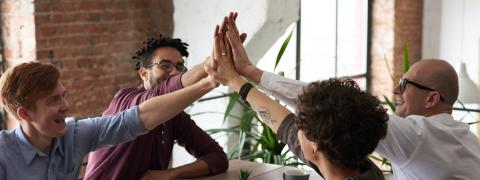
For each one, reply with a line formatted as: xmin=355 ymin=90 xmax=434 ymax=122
xmin=259 ymin=71 xmax=480 ymax=180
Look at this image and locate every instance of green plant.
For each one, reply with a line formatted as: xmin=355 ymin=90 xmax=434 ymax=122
xmin=237 ymin=168 xmax=251 ymax=180
xmin=206 ymin=92 xmax=300 ymax=166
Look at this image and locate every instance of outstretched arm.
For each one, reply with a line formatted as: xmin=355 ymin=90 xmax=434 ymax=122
xmin=180 ymin=59 xmax=209 ymax=87
xmin=139 ymin=76 xmax=216 ymax=130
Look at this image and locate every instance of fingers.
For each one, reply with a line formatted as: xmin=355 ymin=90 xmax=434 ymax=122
xmin=226 ymin=28 xmax=241 ymax=51
xmin=228 ymin=12 xmax=240 ymax=35
xmin=224 ymin=30 xmax=233 ymax=60
xmin=204 ymin=63 xmax=217 ymax=76
xmin=213 ymin=25 xmax=221 ymax=61
xmin=217 ymin=24 xmax=227 ymax=60
xmin=240 ymin=33 xmax=247 ymax=43
xmin=204 ymin=56 xmax=217 ymax=70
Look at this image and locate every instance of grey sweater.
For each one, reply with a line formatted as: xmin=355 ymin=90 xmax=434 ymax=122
xmin=276 ymin=114 xmax=385 ymax=180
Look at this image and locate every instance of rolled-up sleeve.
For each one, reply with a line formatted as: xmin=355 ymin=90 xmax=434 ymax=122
xmin=76 ymin=106 xmax=148 ymax=154
xmin=175 ymin=113 xmax=228 ymax=175
xmin=258 ymin=72 xmax=307 ymax=113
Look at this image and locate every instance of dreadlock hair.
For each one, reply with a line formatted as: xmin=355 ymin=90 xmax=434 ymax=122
xmin=132 ymin=34 xmax=189 ymax=70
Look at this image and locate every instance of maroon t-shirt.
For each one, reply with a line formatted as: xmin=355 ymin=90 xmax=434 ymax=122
xmin=84 ymin=75 xmax=228 ymax=180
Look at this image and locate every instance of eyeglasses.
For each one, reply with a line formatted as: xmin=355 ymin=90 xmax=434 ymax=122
xmin=147 ymin=60 xmax=188 ymax=73
xmin=399 ymin=77 xmax=445 ymax=101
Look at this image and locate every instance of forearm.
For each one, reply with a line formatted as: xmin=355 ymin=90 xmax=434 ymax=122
xmin=181 ymin=62 xmax=208 ymax=87
xmin=229 ymin=78 xmax=291 ymax=133
xmin=239 ymin=64 xmax=263 ymax=85
xmin=139 ymin=78 xmax=213 ymax=130
xmin=170 ymin=160 xmax=210 ymax=179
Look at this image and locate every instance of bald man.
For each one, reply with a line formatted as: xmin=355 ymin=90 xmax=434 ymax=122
xmin=394 ymin=59 xmax=459 ymax=117
xmin=223 ymin=19 xmax=480 ymax=179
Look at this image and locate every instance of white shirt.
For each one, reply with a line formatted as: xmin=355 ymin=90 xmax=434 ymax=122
xmin=259 ymin=71 xmax=480 ymax=180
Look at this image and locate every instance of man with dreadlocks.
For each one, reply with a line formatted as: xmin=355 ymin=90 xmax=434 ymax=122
xmin=84 ymin=35 xmax=228 ymax=180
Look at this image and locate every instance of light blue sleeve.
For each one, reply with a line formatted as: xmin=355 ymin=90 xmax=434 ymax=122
xmin=0 ymin=161 xmax=5 ymax=180
xmin=73 ymin=106 xmax=147 ymax=154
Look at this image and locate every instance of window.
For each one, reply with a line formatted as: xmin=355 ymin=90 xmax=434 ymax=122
xmin=258 ymin=0 xmax=370 ymax=90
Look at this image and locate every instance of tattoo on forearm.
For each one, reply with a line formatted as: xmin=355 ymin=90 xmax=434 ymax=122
xmin=256 ymin=106 xmax=277 ymax=125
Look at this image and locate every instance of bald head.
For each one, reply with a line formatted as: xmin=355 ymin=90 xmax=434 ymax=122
xmin=407 ymin=59 xmax=458 ymax=105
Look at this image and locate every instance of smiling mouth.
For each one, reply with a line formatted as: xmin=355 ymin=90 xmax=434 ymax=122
xmin=396 ymin=99 xmax=404 ymax=105
xmin=54 ymin=118 xmax=65 ymax=124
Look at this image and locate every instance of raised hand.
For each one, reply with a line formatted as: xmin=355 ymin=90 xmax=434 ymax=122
xmin=204 ymin=22 xmax=245 ymax=88
xmin=224 ymin=12 xmax=263 ymax=84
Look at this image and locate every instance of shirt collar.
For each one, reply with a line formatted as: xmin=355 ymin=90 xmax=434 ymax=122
xmin=14 ymin=127 xmax=65 ymax=165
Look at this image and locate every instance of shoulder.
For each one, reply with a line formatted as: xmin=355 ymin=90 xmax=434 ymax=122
xmin=351 ymin=159 xmax=385 ymax=180
xmin=0 ymin=130 xmax=16 ymax=148
xmin=113 ymin=87 xmax=142 ymax=98
xmin=0 ymin=130 xmax=17 ymax=162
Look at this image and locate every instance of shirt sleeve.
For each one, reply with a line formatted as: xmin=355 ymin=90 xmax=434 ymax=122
xmin=375 ymin=114 xmax=424 ymax=165
xmin=276 ymin=114 xmax=321 ymax=174
xmin=75 ymin=106 xmax=148 ymax=154
xmin=174 ymin=113 xmax=228 ymax=175
xmin=0 ymin=161 xmax=5 ymax=180
xmin=258 ymin=72 xmax=308 ymax=113
xmin=150 ymin=74 xmax=184 ymax=96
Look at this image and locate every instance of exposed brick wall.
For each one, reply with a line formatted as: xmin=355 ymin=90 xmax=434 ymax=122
xmin=370 ymin=0 xmax=423 ymax=100
xmin=34 ymin=0 xmax=174 ymax=117
xmin=1 ymin=0 xmax=37 ymax=129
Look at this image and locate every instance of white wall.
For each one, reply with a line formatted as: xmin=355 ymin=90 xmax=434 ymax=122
xmin=171 ymin=0 xmax=299 ymax=167
xmin=423 ymin=0 xmax=480 ymax=82
xmin=423 ymin=0 xmax=480 ymax=132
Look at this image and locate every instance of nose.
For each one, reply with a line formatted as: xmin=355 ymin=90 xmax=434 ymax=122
xmin=393 ymin=83 xmax=401 ymax=96
xmin=60 ymin=97 xmax=70 ymax=112
xmin=169 ymin=68 xmax=180 ymax=76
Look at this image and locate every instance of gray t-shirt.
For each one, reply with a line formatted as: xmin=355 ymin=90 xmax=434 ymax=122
xmin=277 ymin=114 xmax=385 ymax=180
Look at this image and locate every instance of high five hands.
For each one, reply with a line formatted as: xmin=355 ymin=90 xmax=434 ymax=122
xmin=205 ymin=12 xmax=251 ymax=89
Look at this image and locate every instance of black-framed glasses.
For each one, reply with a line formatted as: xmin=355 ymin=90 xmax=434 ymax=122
xmin=399 ymin=77 xmax=445 ymax=101
xmin=147 ymin=59 xmax=188 ymax=73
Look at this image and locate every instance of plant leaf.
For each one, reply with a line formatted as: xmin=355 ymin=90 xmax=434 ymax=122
xmin=403 ymin=40 xmax=410 ymax=73
xmin=383 ymin=95 xmax=396 ymax=112
xmin=274 ymin=25 xmax=295 ymax=71
xmin=382 ymin=51 xmax=395 ymax=82
xmin=224 ymin=93 xmax=240 ymax=123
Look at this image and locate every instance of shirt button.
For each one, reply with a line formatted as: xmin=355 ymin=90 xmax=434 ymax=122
xmin=161 ymin=130 xmax=164 ymax=134
xmin=162 ymin=140 xmax=164 ymax=144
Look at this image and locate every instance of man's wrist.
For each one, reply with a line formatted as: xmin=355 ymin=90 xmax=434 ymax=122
xmin=230 ymin=77 xmax=247 ymax=92
xmin=240 ymin=65 xmax=262 ymax=84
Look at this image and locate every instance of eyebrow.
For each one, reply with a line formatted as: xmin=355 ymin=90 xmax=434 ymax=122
xmin=47 ymin=91 xmax=68 ymax=102
xmin=159 ymin=59 xmax=185 ymax=64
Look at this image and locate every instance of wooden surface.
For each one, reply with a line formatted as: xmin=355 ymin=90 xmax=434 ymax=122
xmin=190 ymin=160 xmax=323 ymax=180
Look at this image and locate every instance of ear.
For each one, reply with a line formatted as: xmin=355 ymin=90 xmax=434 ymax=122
xmin=138 ymin=67 xmax=149 ymax=81
xmin=425 ymin=92 xmax=441 ymax=108
xmin=16 ymin=107 xmax=32 ymax=122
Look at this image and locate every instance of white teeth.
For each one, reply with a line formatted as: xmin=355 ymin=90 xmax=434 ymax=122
xmin=396 ymin=100 xmax=404 ymax=105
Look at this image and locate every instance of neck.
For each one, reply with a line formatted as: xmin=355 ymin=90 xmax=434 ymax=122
xmin=313 ymin=158 xmax=361 ymax=180
xmin=424 ymin=106 xmax=452 ymax=117
xmin=21 ymin=124 xmax=53 ymax=154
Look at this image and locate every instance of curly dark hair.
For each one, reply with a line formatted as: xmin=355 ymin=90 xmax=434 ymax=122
xmin=132 ymin=34 xmax=189 ymax=70
xmin=296 ymin=78 xmax=388 ymax=169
